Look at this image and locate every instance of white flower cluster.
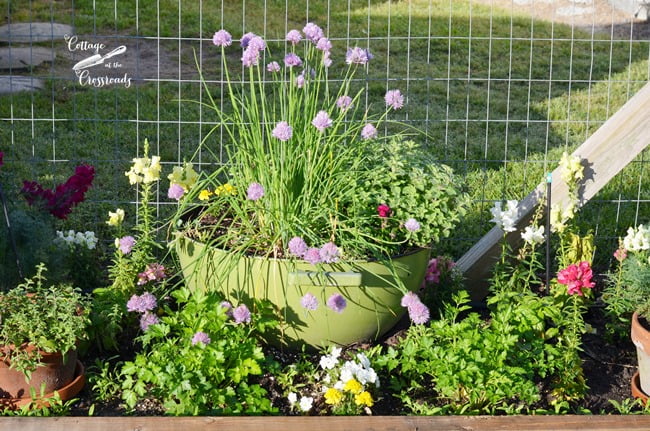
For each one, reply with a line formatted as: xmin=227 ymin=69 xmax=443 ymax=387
xmin=490 ymin=200 xmax=519 ymax=232
xmin=56 ymin=230 xmax=98 ymax=250
xmin=319 ymin=346 xmax=379 ymax=389
xmin=521 ymin=225 xmax=545 ymax=244
xmin=623 ymin=224 xmax=650 ymax=252
xmin=287 ymin=392 xmax=314 ymax=412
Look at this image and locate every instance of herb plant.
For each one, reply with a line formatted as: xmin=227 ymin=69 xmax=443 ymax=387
xmin=0 ymin=263 xmax=91 ymax=377
xmin=117 ymin=287 xmax=278 ymax=415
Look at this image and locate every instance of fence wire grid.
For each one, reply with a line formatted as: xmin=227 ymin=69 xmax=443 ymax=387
xmin=1 ymin=0 xmax=650 ymax=270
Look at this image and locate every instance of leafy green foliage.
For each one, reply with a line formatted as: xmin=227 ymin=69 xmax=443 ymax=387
xmin=352 ymin=138 xmax=469 ymax=251
xmin=117 ymin=287 xmax=279 ymax=415
xmin=375 ymin=289 xmax=561 ymax=415
xmin=0 ymin=264 xmax=91 ymax=377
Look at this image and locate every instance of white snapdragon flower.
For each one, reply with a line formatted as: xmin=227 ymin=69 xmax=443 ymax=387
xmin=623 ymin=225 xmax=650 ymax=252
xmin=490 ymin=200 xmax=518 ymax=232
xmin=521 ymin=225 xmax=545 ymax=244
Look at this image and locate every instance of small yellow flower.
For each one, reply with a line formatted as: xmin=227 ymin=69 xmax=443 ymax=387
xmin=106 ymin=208 xmax=125 ymax=226
xmin=142 ymin=155 xmax=162 ymax=183
xmin=198 ymin=189 xmax=213 ymax=201
xmin=343 ymin=379 xmax=363 ymax=394
xmin=559 ymin=151 xmax=584 ymax=185
xmin=324 ymin=388 xmax=343 ymax=405
xmin=354 ymin=391 xmax=374 ymax=407
xmin=215 ymin=183 xmax=237 ymax=196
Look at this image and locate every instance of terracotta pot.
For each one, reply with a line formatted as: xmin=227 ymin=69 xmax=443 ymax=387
xmin=0 ymin=347 xmax=78 ymax=399
xmin=0 ymin=360 xmax=84 ymax=410
xmin=631 ymin=312 xmax=650 ymax=397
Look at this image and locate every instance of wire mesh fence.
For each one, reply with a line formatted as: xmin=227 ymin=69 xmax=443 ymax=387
xmin=1 ymin=0 xmax=649 ymax=273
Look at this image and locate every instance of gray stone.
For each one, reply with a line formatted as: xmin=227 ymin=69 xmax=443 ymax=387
xmin=556 ymin=6 xmax=595 ymax=16
xmin=0 ymin=47 xmax=55 ymax=70
xmin=0 ymin=76 xmax=44 ymax=93
xmin=609 ymin=0 xmax=650 ymax=20
xmin=0 ymin=22 xmax=73 ymax=43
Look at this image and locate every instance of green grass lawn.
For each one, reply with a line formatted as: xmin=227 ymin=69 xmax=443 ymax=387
xmin=1 ymin=0 xmax=649 ymax=268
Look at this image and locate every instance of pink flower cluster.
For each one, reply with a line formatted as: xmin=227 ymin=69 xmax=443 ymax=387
xmin=21 ymin=164 xmax=95 ymax=219
xmin=137 ymin=263 xmax=167 ymax=286
xmin=557 ymin=261 xmax=595 ymax=296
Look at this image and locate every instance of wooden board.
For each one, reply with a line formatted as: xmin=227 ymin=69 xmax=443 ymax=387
xmin=457 ymin=80 xmax=650 ymax=301
xmin=3 ymin=415 xmax=650 ymax=431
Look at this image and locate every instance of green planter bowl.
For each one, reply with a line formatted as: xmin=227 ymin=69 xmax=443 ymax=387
xmin=175 ymin=236 xmax=430 ymax=349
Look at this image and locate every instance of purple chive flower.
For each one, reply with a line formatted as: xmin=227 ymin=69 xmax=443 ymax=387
xmin=300 ymin=293 xmax=319 ymax=311
xmin=407 ymin=301 xmax=430 ymax=325
xmin=220 ymin=301 xmax=233 ymax=316
xmin=284 ymin=53 xmax=303 ymax=68
xmin=267 ymin=61 xmax=280 ymax=72
xmin=242 ymin=47 xmax=260 ymax=67
xmin=345 ymin=47 xmax=372 ymax=65
xmin=168 ymin=183 xmax=185 ymax=200
xmin=247 ymin=182 xmax=265 ymax=201
xmin=385 ymin=89 xmax=405 ymax=110
xmin=140 ymin=312 xmax=160 ymax=331
xmin=311 ymin=111 xmax=333 ymax=132
xmin=404 ymin=218 xmax=421 ymax=232
xmin=304 ymin=247 xmax=322 ymax=265
xmin=316 ymin=37 xmax=332 ymax=52
xmin=272 ymin=121 xmax=293 ymax=141
xmin=248 ymin=36 xmax=266 ymax=51
xmin=191 ymin=331 xmax=211 ymax=345
xmin=240 ymin=32 xmax=256 ymax=48
xmin=361 ymin=123 xmax=377 ymax=140
xmin=303 ymin=22 xmax=324 ymax=43
xmin=286 ymin=29 xmax=302 ymax=45
xmin=118 ymin=235 xmax=135 ymax=254
xmin=233 ymin=304 xmax=251 ymax=324
xmin=319 ymin=242 xmax=340 ymax=264
xmin=323 ymin=52 xmax=332 ymax=68
xmin=126 ymin=292 xmax=158 ymax=313
xmin=212 ymin=29 xmax=232 ymax=47
xmin=295 ymin=73 xmax=306 ymax=88
xmin=327 ymin=293 xmax=347 ymax=313
xmin=337 ymin=95 xmax=353 ymax=111
xmin=288 ymin=236 xmax=308 ymax=257
xmin=400 ymin=291 xmax=420 ymax=308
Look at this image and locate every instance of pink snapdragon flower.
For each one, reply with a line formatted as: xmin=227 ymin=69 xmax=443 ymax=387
xmin=557 ymin=261 xmax=595 ymax=296
xmin=377 ymin=204 xmax=391 ymax=218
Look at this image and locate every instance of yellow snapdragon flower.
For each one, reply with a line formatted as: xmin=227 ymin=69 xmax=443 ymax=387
xmin=106 ymin=208 xmax=125 ymax=226
xmin=168 ymin=162 xmax=199 ymax=191
xmin=324 ymin=388 xmax=343 ymax=405
xmin=559 ymin=151 xmax=584 ymax=185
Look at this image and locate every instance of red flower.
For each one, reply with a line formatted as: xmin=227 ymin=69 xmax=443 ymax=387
xmin=21 ymin=164 xmax=95 ymax=219
xmin=557 ymin=261 xmax=595 ymax=296
xmin=377 ymin=204 xmax=391 ymax=218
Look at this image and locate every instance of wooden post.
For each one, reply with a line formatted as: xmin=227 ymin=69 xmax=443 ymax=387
xmin=457 ymin=80 xmax=650 ymax=301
